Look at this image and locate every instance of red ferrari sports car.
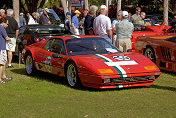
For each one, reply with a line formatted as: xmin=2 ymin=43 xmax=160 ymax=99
xmin=22 ymin=35 xmax=161 ymax=89
xmin=135 ymin=35 xmax=176 ymax=72
xmin=131 ymin=24 xmax=176 ymax=52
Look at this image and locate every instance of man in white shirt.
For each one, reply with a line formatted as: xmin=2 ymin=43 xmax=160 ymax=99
xmin=93 ymin=5 xmax=112 ymax=43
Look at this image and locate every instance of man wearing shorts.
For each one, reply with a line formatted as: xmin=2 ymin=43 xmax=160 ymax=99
xmin=115 ymin=11 xmax=134 ymax=52
xmin=5 ymin=9 xmax=19 ymax=68
xmin=0 ymin=17 xmax=11 ymax=83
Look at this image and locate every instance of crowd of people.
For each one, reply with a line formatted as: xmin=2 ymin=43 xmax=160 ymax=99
xmin=65 ymin=5 xmax=142 ymax=52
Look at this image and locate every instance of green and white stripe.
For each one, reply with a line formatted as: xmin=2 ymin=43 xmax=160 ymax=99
xmin=94 ymin=54 xmax=128 ymax=78
xmin=70 ymin=35 xmax=80 ymax=38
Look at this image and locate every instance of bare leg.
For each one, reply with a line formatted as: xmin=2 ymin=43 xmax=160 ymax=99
xmin=0 ymin=65 xmax=3 ymax=81
xmin=2 ymin=63 xmax=6 ymax=78
xmin=7 ymin=51 xmax=13 ymax=66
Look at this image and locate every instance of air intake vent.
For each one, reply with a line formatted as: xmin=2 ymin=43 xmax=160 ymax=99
xmin=160 ymin=47 xmax=171 ymax=61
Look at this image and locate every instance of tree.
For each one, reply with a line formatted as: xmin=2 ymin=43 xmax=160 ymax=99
xmin=116 ymin=0 xmax=121 ymax=12
xmin=163 ymin=0 xmax=168 ymax=25
xmin=13 ymin=0 xmax=19 ymax=25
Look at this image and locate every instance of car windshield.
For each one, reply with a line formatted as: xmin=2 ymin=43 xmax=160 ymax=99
xmin=66 ymin=37 xmax=120 ymax=56
xmin=29 ymin=27 xmax=65 ymax=34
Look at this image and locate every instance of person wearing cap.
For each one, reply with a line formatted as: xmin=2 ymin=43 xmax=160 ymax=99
xmin=64 ymin=12 xmax=72 ymax=31
xmin=84 ymin=5 xmax=98 ymax=35
xmin=39 ymin=8 xmax=51 ymax=25
xmin=115 ymin=11 xmax=134 ymax=52
xmin=131 ymin=7 xmax=141 ymax=24
xmin=71 ymin=10 xmax=81 ymax=35
xmin=0 ymin=9 xmax=6 ymax=19
xmin=93 ymin=5 xmax=112 ymax=43
xmin=19 ymin=12 xmax=26 ymax=27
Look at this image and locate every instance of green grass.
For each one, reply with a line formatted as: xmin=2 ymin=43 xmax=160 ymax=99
xmin=0 ymin=61 xmax=176 ymax=118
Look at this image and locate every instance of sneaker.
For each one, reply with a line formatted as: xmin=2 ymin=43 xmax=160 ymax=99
xmin=2 ymin=77 xmax=13 ymax=81
xmin=8 ymin=65 xmax=14 ymax=68
xmin=0 ymin=80 xmax=7 ymax=83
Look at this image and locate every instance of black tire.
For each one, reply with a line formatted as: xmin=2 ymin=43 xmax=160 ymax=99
xmin=25 ymin=53 xmax=36 ymax=75
xmin=66 ymin=62 xmax=81 ymax=88
xmin=144 ymin=47 xmax=156 ymax=63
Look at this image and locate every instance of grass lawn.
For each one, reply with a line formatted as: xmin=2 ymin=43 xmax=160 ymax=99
xmin=0 ymin=61 xmax=176 ymax=118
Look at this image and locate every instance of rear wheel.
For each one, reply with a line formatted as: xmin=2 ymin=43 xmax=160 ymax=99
xmin=144 ymin=47 xmax=156 ymax=63
xmin=66 ymin=62 xmax=81 ymax=88
xmin=25 ymin=53 xmax=36 ymax=75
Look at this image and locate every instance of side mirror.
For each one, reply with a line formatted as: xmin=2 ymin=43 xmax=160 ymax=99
xmin=52 ymin=53 xmax=63 ymax=58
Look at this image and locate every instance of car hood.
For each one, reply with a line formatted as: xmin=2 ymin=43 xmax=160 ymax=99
xmin=72 ymin=53 xmax=160 ymax=75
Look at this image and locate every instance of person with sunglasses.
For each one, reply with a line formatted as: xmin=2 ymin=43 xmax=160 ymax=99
xmin=131 ymin=7 xmax=141 ymax=24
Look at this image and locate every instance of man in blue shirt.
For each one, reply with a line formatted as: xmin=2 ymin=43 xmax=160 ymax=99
xmin=71 ymin=10 xmax=81 ymax=35
xmin=0 ymin=17 xmax=11 ymax=83
xmin=19 ymin=12 xmax=26 ymax=27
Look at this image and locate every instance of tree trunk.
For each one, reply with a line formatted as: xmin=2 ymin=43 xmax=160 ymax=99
xmin=68 ymin=0 xmax=71 ymax=13
xmin=117 ymin=0 xmax=121 ymax=12
xmin=13 ymin=0 xmax=19 ymax=26
xmin=106 ymin=0 xmax=109 ymax=16
xmin=163 ymin=0 xmax=168 ymax=25
xmin=85 ymin=0 xmax=88 ymax=10
xmin=61 ymin=0 xmax=68 ymax=15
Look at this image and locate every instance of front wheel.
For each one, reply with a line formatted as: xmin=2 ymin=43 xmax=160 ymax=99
xmin=25 ymin=53 xmax=36 ymax=75
xmin=144 ymin=47 xmax=156 ymax=63
xmin=66 ymin=62 xmax=81 ymax=88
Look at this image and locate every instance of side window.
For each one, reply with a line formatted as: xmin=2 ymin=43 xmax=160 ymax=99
xmin=44 ymin=39 xmax=54 ymax=51
xmin=50 ymin=39 xmax=66 ymax=55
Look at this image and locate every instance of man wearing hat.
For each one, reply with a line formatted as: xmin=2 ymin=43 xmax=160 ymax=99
xmin=71 ymin=10 xmax=81 ymax=35
xmin=19 ymin=12 xmax=26 ymax=27
xmin=64 ymin=12 xmax=72 ymax=31
xmin=115 ymin=11 xmax=134 ymax=52
xmin=39 ymin=8 xmax=51 ymax=25
xmin=93 ymin=5 xmax=112 ymax=43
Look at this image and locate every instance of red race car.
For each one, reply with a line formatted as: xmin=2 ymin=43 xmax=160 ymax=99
xmin=22 ymin=35 xmax=161 ymax=89
xmin=131 ymin=24 xmax=176 ymax=52
xmin=135 ymin=35 xmax=176 ymax=72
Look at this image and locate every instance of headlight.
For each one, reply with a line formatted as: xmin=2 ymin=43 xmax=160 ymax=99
xmin=144 ymin=66 xmax=157 ymax=70
xmin=98 ymin=69 xmax=114 ymax=74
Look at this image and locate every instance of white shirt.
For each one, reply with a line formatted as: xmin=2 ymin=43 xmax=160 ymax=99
xmin=93 ymin=14 xmax=112 ymax=35
xmin=28 ymin=16 xmax=38 ymax=25
xmin=112 ymin=19 xmax=120 ymax=33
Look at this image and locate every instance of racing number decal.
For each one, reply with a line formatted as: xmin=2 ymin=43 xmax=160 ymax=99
xmin=113 ymin=56 xmax=130 ymax=60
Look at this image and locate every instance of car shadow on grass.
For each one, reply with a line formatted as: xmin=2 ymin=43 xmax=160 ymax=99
xmin=11 ymin=68 xmax=68 ymax=86
xmin=10 ymin=68 xmax=154 ymax=92
xmin=147 ymin=85 xmax=176 ymax=92
xmin=161 ymin=69 xmax=176 ymax=76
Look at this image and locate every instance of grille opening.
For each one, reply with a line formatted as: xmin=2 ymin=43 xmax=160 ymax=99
xmin=160 ymin=61 xmax=166 ymax=68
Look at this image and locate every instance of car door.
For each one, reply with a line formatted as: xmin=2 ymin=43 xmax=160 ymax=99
xmin=49 ymin=38 xmax=67 ymax=77
xmin=34 ymin=39 xmax=55 ymax=73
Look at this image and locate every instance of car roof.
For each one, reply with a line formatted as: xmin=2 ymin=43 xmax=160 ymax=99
xmin=49 ymin=35 xmax=101 ymax=41
xmin=20 ymin=24 xmax=64 ymax=29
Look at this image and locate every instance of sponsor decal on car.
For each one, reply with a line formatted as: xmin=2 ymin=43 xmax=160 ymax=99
xmin=44 ymin=56 xmax=52 ymax=72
